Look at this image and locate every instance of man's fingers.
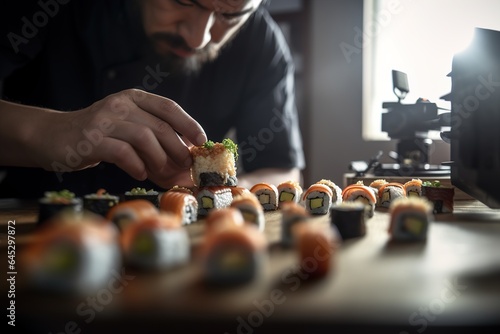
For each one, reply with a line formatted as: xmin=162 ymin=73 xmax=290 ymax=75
xmin=110 ymin=119 xmax=194 ymax=169
xmin=106 ymin=120 xmax=175 ymax=172
xmin=126 ymin=89 xmax=207 ymax=146
xmin=96 ymin=138 xmax=147 ymax=181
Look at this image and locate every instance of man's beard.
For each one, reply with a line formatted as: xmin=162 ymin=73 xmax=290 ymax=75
xmin=149 ymin=32 xmax=220 ymax=75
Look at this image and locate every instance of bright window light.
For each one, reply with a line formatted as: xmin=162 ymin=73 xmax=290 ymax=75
xmin=362 ymin=0 xmax=500 ymax=140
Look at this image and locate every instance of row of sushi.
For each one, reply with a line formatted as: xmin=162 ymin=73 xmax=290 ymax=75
xmin=23 ymin=195 xmax=338 ymax=294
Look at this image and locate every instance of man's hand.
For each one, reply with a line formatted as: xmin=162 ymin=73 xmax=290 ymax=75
xmin=0 ymin=89 xmax=206 ymax=188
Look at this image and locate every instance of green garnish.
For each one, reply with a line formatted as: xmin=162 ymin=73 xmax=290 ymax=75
xmin=422 ymin=180 xmax=441 ymax=187
xmin=44 ymin=189 xmax=75 ymax=203
xmin=203 ymin=140 xmax=215 ymax=149
xmin=222 ymin=138 xmax=238 ymax=161
xmin=128 ymin=187 xmax=156 ymax=195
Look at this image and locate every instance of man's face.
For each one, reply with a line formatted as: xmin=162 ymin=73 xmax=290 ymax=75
xmin=141 ymin=0 xmax=263 ymax=73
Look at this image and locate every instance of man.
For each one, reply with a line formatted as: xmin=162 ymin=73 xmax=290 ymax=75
xmin=0 ymin=0 xmax=304 ymax=197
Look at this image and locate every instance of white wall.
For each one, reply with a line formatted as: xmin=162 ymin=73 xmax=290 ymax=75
xmin=306 ymin=0 xmax=449 ymax=186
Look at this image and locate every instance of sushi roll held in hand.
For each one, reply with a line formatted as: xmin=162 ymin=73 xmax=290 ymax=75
xmin=230 ymin=192 xmax=265 ymax=232
xmin=341 ymin=182 xmax=377 ymax=218
xmin=21 ymin=211 xmax=120 ymax=294
xmin=190 ymin=139 xmax=238 ymax=187
xmin=277 ymin=181 xmax=303 ymax=209
xmin=160 ymin=187 xmax=198 ymax=225
xmin=201 ymin=223 xmax=267 ymax=286
xmin=106 ymin=199 xmax=159 ymax=231
xmin=38 ymin=189 xmax=82 ymax=226
xmin=378 ymin=182 xmax=406 ymax=208
xmin=250 ymin=182 xmax=279 ymax=211
xmin=389 ymin=197 xmax=433 ymax=241
xmin=121 ymin=213 xmax=190 ymax=270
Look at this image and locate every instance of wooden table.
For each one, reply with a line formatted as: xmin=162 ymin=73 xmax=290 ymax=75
xmin=1 ymin=199 xmax=500 ymax=333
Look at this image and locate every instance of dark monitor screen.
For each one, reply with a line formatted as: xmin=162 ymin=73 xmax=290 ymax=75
xmin=450 ymin=27 xmax=500 ymax=208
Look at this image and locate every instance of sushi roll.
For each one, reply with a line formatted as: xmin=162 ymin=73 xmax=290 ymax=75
xmin=190 ymin=139 xmax=238 ymax=187
xmin=316 ymin=179 xmax=342 ymax=205
xmin=106 ymin=199 xmax=159 ymax=231
xmin=124 ymin=187 xmax=160 ymax=208
xmin=330 ymin=202 xmax=366 ymax=239
xmin=341 ymin=183 xmax=377 ymax=218
xmin=121 ymin=213 xmax=190 ymax=270
xmin=21 ymin=211 xmax=120 ymax=294
xmin=205 ymin=208 xmax=245 ymax=235
xmin=404 ymin=179 xmax=423 ymax=198
xmin=277 ymin=181 xmax=303 ymax=209
xmin=369 ymin=179 xmax=388 ymax=205
xmin=160 ymin=189 xmax=198 ymax=225
xmin=281 ymin=201 xmax=310 ymax=247
xmin=421 ymin=180 xmax=455 ymax=213
xmin=196 ymin=186 xmax=233 ymax=216
xmin=389 ymin=197 xmax=433 ymax=241
xmin=230 ymin=192 xmax=265 ymax=232
xmin=377 ymin=182 xmax=406 ymax=208
xmin=201 ymin=224 xmax=267 ymax=286
xmin=294 ymin=224 xmax=338 ymax=278
xmin=250 ymin=182 xmax=279 ymax=211
xmin=38 ymin=189 xmax=82 ymax=226
xmin=230 ymin=186 xmax=251 ymax=197
xmin=83 ymin=188 xmax=119 ymax=217
xmin=302 ymin=183 xmax=333 ymax=215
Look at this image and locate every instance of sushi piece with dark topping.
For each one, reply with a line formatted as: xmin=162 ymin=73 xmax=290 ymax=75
xmin=190 ymin=139 xmax=238 ymax=187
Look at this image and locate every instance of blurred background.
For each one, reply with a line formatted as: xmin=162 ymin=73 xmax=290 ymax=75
xmin=267 ymin=0 xmax=500 ymax=186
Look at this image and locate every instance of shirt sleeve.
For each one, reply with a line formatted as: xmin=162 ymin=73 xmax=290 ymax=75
xmin=234 ymin=9 xmax=305 ymax=173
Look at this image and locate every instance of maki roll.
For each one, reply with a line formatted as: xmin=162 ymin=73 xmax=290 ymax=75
xmin=250 ymin=182 xmax=279 ymax=211
xmin=230 ymin=186 xmax=251 ymax=197
xmin=38 ymin=190 xmax=82 ymax=226
xmin=201 ymin=224 xmax=267 ymax=286
xmin=377 ymin=182 xmax=406 ymax=208
xmin=106 ymin=199 xmax=159 ymax=231
xmin=294 ymin=224 xmax=338 ymax=278
xmin=389 ymin=197 xmax=433 ymax=241
xmin=121 ymin=213 xmax=190 ymax=270
xmin=21 ymin=211 xmax=120 ymax=294
xmin=369 ymin=179 xmax=388 ymax=205
xmin=195 ymin=186 xmax=233 ymax=216
xmin=83 ymin=189 xmax=119 ymax=217
xmin=302 ymin=183 xmax=333 ymax=215
xmin=316 ymin=179 xmax=342 ymax=205
xmin=404 ymin=179 xmax=423 ymax=198
xmin=230 ymin=192 xmax=265 ymax=232
xmin=277 ymin=181 xmax=303 ymax=209
xmin=330 ymin=202 xmax=366 ymax=240
xmin=124 ymin=187 xmax=160 ymax=208
xmin=205 ymin=208 xmax=245 ymax=235
xmin=421 ymin=180 xmax=455 ymax=213
xmin=160 ymin=189 xmax=198 ymax=225
xmin=281 ymin=202 xmax=310 ymax=247
xmin=190 ymin=139 xmax=238 ymax=187
xmin=341 ymin=183 xmax=377 ymax=218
